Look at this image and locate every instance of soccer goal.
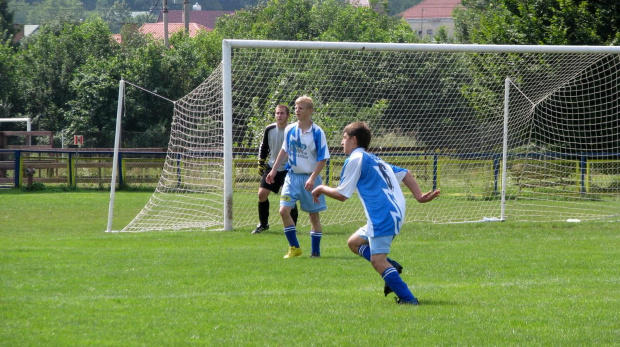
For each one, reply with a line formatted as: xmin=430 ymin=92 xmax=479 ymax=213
xmin=115 ymin=40 xmax=620 ymax=232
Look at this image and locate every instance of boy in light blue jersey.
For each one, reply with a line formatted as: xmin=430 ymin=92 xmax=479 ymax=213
xmin=312 ymin=121 xmax=440 ymax=305
xmin=266 ymin=96 xmax=330 ymax=258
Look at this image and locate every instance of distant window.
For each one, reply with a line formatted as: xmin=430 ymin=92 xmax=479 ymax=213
xmin=427 ymin=29 xmax=434 ymax=35
xmin=417 ymin=31 xmax=423 ymax=36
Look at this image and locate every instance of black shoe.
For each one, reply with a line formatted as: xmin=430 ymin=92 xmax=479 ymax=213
xmin=310 ymin=252 xmax=321 ymax=258
xmin=384 ymin=283 xmax=393 ymax=297
xmin=387 ymin=258 xmax=403 ymax=274
xmin=395 ymin=297 xmax=419 ymax=305
xmin=251 ymin=224 xmax=269 ymax=234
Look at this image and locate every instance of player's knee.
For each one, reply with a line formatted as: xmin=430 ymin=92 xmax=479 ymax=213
xmin=279 ymin=206 xmax=291 ymax=218
xmin=347 ymin=238 xmax=358 ymax=254
xmin=257 ymin=188 xmax=270 ymax=201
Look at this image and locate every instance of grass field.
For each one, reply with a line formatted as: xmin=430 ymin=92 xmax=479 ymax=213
xmin=1 ymin=189 xmax=619 ymax=346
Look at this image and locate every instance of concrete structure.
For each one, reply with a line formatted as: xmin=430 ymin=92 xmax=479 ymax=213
xmin=398 ymin=0 xmax=461 ymax=39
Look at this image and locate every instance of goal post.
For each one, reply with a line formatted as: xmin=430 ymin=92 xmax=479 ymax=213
xmin=118 ymin=40 xmax=620 ymax=232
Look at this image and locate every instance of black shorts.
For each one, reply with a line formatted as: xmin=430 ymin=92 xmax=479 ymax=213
xmin=260 ymin=168 xmax=288 ymax=194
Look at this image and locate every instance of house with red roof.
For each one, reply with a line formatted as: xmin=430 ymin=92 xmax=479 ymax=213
xmin=138 ymin=22 xmax=208 ymax=40
xmin=157 ymin=10 xmax=235 ymax=31
xmin=398 ymin=0 xmax=462 ymax=39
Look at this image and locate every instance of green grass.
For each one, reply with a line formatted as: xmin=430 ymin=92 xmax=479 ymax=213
xmin=1 ymin=190 xmax=619 ymax=345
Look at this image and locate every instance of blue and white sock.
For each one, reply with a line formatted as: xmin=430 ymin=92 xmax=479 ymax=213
xmin=382 ymin=267 xmax=417 ymax=303
xmin=310 ymin=231 xmax=322 ymax=254
xmin=284 ymin=225 xmax=299 ymax=248
xmin=358 ymin=244 xmax=371 ymax=261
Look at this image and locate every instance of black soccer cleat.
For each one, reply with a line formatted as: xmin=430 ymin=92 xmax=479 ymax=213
xmin=384 ymin=283 xmax=393 ymax=297
xmin=251 ymin=224 xmax=269 ymax=234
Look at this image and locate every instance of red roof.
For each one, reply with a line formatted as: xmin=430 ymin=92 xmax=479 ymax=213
xmin=399 ymin=0 xmax=462 ymax=19
xmin=157 ymin=10 xmax=235 ymax=30
xmin=139 ymin=23 xmax=208 ymax=40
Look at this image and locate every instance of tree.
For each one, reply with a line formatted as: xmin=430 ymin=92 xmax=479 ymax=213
xmin=97 ymin=0 xmax=132 ymax=33
xmin=213 ymin=0 xmax=417 ymax=42
xmin=0 ymin=39 xmax=17 ymax=118
xmin=17 ymin=17 xmax=116 ymax=132
xmin=454 ymin=0 xmax=620 ymax=45
xmin=1 ymin=0 xmax=17 ymax=41
xmin=27 ymin=0 xmax=86 ymax=24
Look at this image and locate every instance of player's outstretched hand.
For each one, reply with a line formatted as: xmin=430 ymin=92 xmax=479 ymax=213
xmin=311 ymin=185 xmax=324 ymax=204
xmin=419 ymin=189 xmax=441 ymax=203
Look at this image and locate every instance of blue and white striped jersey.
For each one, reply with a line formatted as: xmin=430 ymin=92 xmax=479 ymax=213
xmin=282 ymin=122 xmax=330 ymax=174
xmin=337 ymin=147 xmax=408 ymax=237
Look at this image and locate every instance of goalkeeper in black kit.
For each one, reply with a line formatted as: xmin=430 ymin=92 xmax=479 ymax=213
xmin=252 ymin=105 xmax=298 ymax=234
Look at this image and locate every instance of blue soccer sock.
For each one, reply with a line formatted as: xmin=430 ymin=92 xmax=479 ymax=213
xmin=310 ymin=231 xmax=322 ymax=254
xmin=382 ymin=267 xmax=417 ymax=303
xmin=358 ymin=246 xmax=397 ymax=266
xmin=358 ymin=244 xmax=371 ymax=261
xmin=284 ymin=225 xmax=300 ymax=248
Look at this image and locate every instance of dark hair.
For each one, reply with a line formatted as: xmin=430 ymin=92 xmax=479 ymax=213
xmin=344 ymin=121 xmax=371 ymax=150
xmin=275 ymin=104 xmax=289 ymax=115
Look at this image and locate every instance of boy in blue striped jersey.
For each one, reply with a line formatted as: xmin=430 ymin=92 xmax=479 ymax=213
xmin=312 ymin=121 xmax=440 ymax=305
xmin=266 ymin=96 xmax=330 ymax=258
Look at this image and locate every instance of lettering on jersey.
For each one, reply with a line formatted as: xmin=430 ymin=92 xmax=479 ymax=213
xmin=287 ymin=126 xmax=310 ymax=166
xmin=377 ymin=162 xmax=394 ymax=190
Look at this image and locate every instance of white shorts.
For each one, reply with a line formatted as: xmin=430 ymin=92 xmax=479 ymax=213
xmin=355 ymin=225 xmax=394 ymax=255
xmin=280 ymin=173 xmax=327 ymax=213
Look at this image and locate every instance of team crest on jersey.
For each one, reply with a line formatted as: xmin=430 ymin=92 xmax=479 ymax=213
xmin=290 ymin=142 xmax=307 ymax=151
xmin=280 ymin=195 xmax=291 ymax=202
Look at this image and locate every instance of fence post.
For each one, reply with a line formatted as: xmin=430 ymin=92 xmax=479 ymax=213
xmin=68 ymin=152 xmax=73 ymax=186
xmin=118 ymin=152 xmax=124 ymax=187
xmin=14 ymin=150 xmax=20 ymax=188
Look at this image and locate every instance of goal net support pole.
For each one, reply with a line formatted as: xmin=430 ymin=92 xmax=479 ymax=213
xmin=106 ymin=79 xmax=125 ymax=233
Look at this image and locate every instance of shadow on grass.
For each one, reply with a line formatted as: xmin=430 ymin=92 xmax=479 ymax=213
xmin=418 ymin=299 xmax=459 ymax=306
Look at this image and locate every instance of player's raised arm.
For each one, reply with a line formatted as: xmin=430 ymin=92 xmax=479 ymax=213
xmin=402 ymin=171 xmax=440 ymax=203
xmin=312 ymin=184 xmax=347 ymax=203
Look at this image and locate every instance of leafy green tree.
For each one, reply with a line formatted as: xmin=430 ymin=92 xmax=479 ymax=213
xmin=27 ymin=0 xmax=86 ymax=24
xmin=96 ymin=0 xmax=132 ymax=33
xmin=213 ymin=0 xmax=416 ymax=43
xmin=17 ymin=17 xmax=116 ymax=132
xmin=1 ymin=0 xmax=17 ymax=41
xmin=0 ymin=39 xmax=17 ymax=118
xmin=8 ymin=0 xmax=30 ymax=25
xmin=454 ymin=0 xmax=620 ymax=45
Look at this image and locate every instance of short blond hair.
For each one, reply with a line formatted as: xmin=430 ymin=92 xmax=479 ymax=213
xmin=295 ymin=95 xmax=314 ymax=110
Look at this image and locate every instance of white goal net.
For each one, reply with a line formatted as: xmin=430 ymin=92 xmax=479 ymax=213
xmin=119 ymin=41 xmax=620 ymax=232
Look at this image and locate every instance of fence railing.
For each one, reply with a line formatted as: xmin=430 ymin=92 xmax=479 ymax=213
xmin=0 ymin=149 xmax=166 ymax=188
xmin=2 ymin=149 xmax=619 ymax=196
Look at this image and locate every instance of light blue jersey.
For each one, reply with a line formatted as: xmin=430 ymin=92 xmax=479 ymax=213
xmin=337 ymin=148 xmax=407 ymax=237
xmin=282 ymin=122 xmax=330 ymax=174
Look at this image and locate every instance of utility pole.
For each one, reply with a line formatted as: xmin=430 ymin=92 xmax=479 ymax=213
xmin=163 ymin=0 xmax=169 ymax=48
xmin=183 ymin=0 xmax=190 ymax=33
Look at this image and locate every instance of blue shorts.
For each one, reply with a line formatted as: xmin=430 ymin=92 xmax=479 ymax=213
xmin=281 ymin=173 xmax=327 ymax=213
xmin=355 ymin=225 xmax=394 ymax=255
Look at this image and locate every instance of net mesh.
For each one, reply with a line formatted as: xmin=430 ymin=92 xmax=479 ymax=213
xmin=121 ymin=45 xmax=620 ymax=232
